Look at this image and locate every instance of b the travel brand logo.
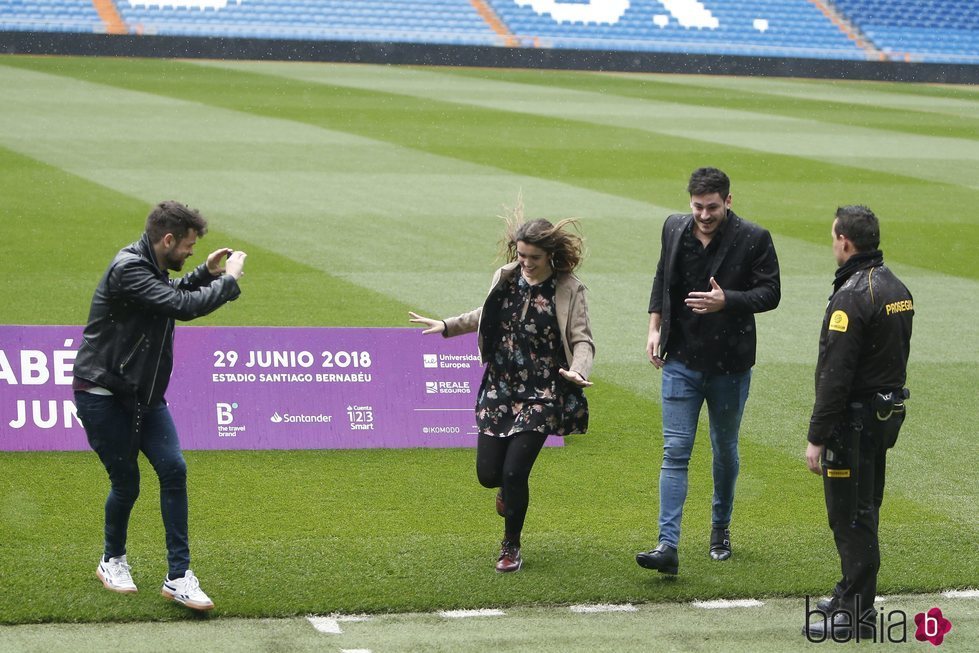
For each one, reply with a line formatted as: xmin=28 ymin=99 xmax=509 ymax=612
xmin=804 ymin=597 xmax=954 ymax=645
xmin=426 ymin=380 xmax=471 ymax=395
xmin=216 ymin=402 xmax=245 ymax=438
xmin=269 ymin=411 xmax=333 ymax=424
xmin=914 ymin=608 xmax=952 ymax=646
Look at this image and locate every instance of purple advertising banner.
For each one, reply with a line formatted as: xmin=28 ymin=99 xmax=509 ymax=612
xmin=0 ymin=325 xmax=562 ymax=452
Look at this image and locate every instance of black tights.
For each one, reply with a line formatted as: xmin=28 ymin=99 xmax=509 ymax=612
xmin=476 ymin=431 xmax=548 ymax=545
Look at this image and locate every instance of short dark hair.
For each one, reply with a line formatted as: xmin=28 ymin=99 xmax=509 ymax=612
xmin=687 ymin=167 xmax=730 ymax=199
xmin=834 ymin=205 xmax=880 ymax=252
xmin=145 ymin=201 xmax=208 ymax=244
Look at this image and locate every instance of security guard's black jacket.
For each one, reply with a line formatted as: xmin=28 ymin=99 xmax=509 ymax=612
xmin=807 ymin=250 xmax=913 ymax=445
xmin=73 ymin=233 xmax=240 ymax=406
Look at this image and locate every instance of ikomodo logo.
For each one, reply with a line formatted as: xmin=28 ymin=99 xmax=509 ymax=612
xmin=804 ymin=596 xmax=954 ymax=645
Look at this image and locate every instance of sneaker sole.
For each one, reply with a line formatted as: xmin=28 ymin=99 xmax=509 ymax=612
xmin=161 ymin=587 xmax=215 ymax=612
xmin=96 ymin=568 xmax=137 ymax=594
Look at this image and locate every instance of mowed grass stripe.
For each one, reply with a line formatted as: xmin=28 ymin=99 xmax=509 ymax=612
xmin=0 ymin=143 xmax=414 ymax=327
xmin=198 ymin=60 xmax=979 ymax=192
xmin=0 ymin=57 xmax=666 ymax=317
xmin=0 ymin=57 xmax=975 ymax=626
xmin=632 ymin=73 xmax=979 ymax=120
xmin=268 ymin=62 xmax=979 ymax=197
xmin=192 ymin=59 xmax=979 ymax=277
xmin=442 ymin=66 xmax=979 ymax=139
xmin=1 ymin=378 xmax=970 ymax=623
xmin=3 ymin=56 xmax=975 ymax=280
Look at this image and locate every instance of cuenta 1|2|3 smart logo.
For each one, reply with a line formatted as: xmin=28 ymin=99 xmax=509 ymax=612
xmin=804 ymin=597 xmax=953 ymax=645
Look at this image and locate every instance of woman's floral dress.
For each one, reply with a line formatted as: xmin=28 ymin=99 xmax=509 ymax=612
xmin=475 ymin=274 xmax=588 ymax=438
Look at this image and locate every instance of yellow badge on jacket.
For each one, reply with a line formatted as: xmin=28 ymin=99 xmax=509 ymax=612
xmin=829 ymin=310 xmax=849 ymax=333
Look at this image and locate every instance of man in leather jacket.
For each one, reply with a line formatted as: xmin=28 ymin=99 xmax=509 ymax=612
xmin=803 ymin=206 xmax=913 ymax=641
xmin=73 ymin=201 xmax=246 ymax=612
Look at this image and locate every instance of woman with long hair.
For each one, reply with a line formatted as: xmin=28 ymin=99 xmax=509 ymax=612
xmin=410 ymin=210 xmax=595 ymax=572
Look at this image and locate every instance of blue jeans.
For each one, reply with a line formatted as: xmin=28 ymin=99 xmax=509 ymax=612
xmin=657 ymin=360 xmax=751 ymax=549
xmin=74 ymin=392 xmax=190 ymax=576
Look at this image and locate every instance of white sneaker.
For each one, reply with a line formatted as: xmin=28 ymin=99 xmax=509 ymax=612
xmin=161 ymin=570 xmax=215 ymax=611
xmin=97 ymin=555 xmax=138 ymax=594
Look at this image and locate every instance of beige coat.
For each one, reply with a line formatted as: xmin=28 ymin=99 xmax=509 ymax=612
xmin=442 ymin=262 xmax=595 ymax=379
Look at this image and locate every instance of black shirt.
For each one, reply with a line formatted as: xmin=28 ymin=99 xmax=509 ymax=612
xmin=648 ymin=211 xmax=781 ymax=375
xmin=667 ymin=220 xmax=727 ymax=372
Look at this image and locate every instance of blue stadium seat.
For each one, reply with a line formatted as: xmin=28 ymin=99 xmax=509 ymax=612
xmin=0 ymin=0 xmax=973 ymax=63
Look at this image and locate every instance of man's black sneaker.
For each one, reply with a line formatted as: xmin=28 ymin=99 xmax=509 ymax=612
xmin=803 ymin=608 xmax=878 ymax=641
xmin=636 ymin=543 xmax=679 ymax=575
xmin=816 ymin=595 xmax=838 ymax=613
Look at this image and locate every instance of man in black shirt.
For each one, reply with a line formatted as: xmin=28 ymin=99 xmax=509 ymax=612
xmin=803 ymin=206 xmax=913 ymax=641
xmin=636 ymin=168 xmax=780 ymax=575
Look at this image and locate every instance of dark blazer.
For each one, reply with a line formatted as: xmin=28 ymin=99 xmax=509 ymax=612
xmin=648 ymin=211 xmax=780 ymax=370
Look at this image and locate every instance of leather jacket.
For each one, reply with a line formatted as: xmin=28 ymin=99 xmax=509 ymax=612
xmin=73 ymin=233 xmax=241 ymax=406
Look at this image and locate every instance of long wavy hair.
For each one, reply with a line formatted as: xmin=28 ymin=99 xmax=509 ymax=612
xmin=499 ymin=200 xmax=585 ymax=274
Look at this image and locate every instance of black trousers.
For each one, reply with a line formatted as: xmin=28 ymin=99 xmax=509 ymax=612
xmin=476 ymin=431 xmax=548 ymax=541
xmin=822 ymin=407 xmax=901 ymax=616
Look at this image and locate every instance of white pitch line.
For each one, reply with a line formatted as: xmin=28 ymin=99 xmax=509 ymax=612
xmin=942 ymin=589 xmax=979 ymax=599
xmin=307 ymin=616 xmax=342 ymax=634
xmin=569 ymin=603 xmax=638 ymax=613
xmin=337 ymin=615 xmax=372 ymax=622
xmin=341 ymin=649 xmax=372 ymax=653
xmin=439 ymin=608 xmax=506 ymax=618
xmin=691 ymin=599 xmax=764 ymax=609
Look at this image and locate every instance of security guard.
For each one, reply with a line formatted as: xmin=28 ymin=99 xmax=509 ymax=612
xmin=803 ymin=206 xmax=913 ymax=641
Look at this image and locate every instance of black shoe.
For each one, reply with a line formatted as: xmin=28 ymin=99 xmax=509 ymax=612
xmin=815 ymin=595 xmax=838 ymax=613
xmin=803 ymin=608 xmax=878 ymax=641
xmin=709 ymin=526 xmax=731 ymax=561
xmin=636 ymin=543 xmax=679 ymax=575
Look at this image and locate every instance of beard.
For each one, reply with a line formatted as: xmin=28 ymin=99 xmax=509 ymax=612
xmin=163 ymin=250 xmax=188 ymax=272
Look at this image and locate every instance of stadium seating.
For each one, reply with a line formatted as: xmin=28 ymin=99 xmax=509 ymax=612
xmin=0 ymin=0 xmax=103 ymax=34
xmin=831 ymin=0 xmax=979 ymax=63
xmin=486 ymin=0 xmax=863 ymax=60
xmin=0 ymin=0 xmax=976 ymax=64
xmin=114 ymin=0 xmax=500 ymax=46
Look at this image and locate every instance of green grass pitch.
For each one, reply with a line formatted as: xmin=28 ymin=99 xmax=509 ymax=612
xmin=0 ymin=55 xmax=977 ymax=631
